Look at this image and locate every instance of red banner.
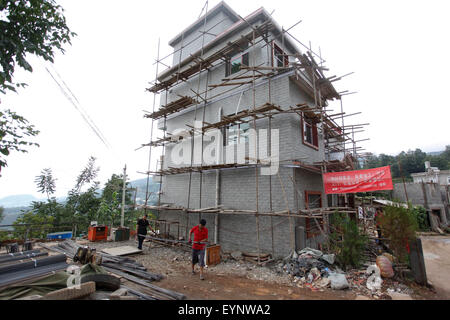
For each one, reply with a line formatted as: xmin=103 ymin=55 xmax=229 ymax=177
xmin=323 ymin=166 xmax=393 ymax=194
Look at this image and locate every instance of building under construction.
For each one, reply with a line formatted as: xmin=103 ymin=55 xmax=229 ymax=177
xmin=140 ymin=2 xmax=366 ymax=259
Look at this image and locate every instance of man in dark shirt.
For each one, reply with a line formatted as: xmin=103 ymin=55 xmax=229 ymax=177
xmin=374 ymin=208 xmax=384 ymax=245
xmin=189 ymin=219 xmax=208 ymax=280
xmin=136 ymin=214 xmax=154 ymax=250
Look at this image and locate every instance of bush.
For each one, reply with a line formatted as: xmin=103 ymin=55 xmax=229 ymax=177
xmin=327 ymin=212 xmax=368 ymax=270
xmin=410 ymin=206 xmax=430 ymax=231
xmin=13 ymin=211 xmax=55 ymax=239
xmin=379 ymin=205 xmax=418 ymax=264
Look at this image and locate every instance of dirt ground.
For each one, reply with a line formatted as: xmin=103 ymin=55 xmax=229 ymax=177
xmin=83 ymin=238 xmax=442 ymax=300
xmin=87 ymin=239 xmax=355 ymax=300
xmin=421 ymin=235 xmax=450 ymax=299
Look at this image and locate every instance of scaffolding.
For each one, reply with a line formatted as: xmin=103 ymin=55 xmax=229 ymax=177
xmin=139 ymin=3 xmax=368 ymax=262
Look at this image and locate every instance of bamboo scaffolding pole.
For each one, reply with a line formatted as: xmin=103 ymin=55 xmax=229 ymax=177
xmin=144 ymin=39 xmax=161 ymax=216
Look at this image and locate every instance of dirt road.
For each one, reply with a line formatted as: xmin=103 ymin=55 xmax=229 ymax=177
xmin=421 ymin=235 xmax=450 ymax=299
xmin=144 ymin=263 xmax=356 ymax=300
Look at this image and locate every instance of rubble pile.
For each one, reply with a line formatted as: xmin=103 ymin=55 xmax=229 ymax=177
xmin=275 ymin=246 xmax=414 ymax=299
xmin=277 ymin=248 xmax=349 ymax=290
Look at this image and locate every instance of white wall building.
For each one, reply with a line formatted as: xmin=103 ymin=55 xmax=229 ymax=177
xmin=411 ymin=161 xmax=450 ymax=186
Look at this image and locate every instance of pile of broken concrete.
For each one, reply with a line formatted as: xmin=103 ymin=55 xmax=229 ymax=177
xmin=278 ymin=247 xmax=350 ymax=290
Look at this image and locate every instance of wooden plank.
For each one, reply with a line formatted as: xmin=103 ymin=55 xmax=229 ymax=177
xmin=103 ymin=267 xmax=186 ymax=300
xmin=101 ymin=246 xmax=142 ymax=257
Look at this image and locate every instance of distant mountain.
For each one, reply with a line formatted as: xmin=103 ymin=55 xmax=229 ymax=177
xmin=0 ymin=177 xmax=160 ymax=227
xmin=0 ymin=194 xmax=67 ymax=208
xmin=0 ymin=194 xmax=41 ymax=208
xmin=128 ymin=177 xmax=160 ymax=206
xmin=427 ymin=151 xmax=443 ymax=156
xmin=0 ymin=206 xmax=29 ymax=230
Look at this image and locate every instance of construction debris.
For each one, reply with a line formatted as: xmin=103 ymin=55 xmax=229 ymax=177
xmin=328 ymin=273 xmax=349 ymax=290
xmin=366 ymin=265 xmax=383 ymax=291
xmin=39 ymin=240 xmax=184 ymax=300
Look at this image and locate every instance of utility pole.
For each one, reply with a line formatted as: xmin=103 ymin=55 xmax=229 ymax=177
xmin=121 ymin=164 xmax=127 ymax=227
xmin=398 ymin=161 xmax=409 ymax=204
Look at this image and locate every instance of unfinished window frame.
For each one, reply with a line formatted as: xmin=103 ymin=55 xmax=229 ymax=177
xmin=271 ymin=41 xmax=289 ymax=68
xmin=224 ymin=117 xmax=251 ymax=146
xmin=301 ymin=112 xmax=319 ymax=150
xmin=226 ymin=51 xmax=249 ymax=76
xmin=304 ymin=190 xmax=323 ymax=239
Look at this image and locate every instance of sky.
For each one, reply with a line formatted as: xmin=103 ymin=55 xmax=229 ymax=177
xmin=1 ymin=0 xmax=449 ymax=199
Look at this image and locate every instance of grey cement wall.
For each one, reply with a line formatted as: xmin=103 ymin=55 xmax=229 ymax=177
xmin=393 ymin=182 xmax=448 ymax=226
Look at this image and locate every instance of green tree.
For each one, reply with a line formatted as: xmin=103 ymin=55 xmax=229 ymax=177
xmin=362 ymin=147 xmax=449 ymax=179
xmin=379 ymin=205 xmax=418 ymax=264
xmin=0 ymin=206 xmax=4 ymax=223
xmin=327 ymin=212 xmax=368 ymax=270
xmin=34 ymin=168 xmax=56 ymax=200
xmin=98 ymin=173 xmax=134 ymax=228
xmin=13 ymin=210 xmax=54 ymax=239
xmin=0 ymin=109 xmax=39 ymax=170
xmin=410 ymin=205 xmax=430 ymax=232
xmin=63 ymin=156 xmax=100 ymax=232
xmin=0 ymin=0 xmax=76 ymax=93
xmin=1 ymin=0 xmax=75 ymax=171
xmin=97 ymin=191 xmax=120 ymax=227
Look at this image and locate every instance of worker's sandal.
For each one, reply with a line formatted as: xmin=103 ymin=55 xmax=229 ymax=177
xmin=200 ymin=274 xmax=204 ymax=280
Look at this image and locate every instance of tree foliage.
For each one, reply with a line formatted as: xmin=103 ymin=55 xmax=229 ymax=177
xmin=0 ymin=206 xmax=4 ymax=223
xmin=74 ymin=156 xmax=99 ymax=193
xmin=378 ymin=205 xmax=418 ymax=264
xmin=34 ymin=168 xmax=56 ymax=200
xmin=0 ymin=109 xmax=39 ymax=169
xmin=362 ymin=146 xmax=450 ymax=179
xmin=327 ymin=212 xmax=368 ymax=270
xmin=0 ymin=0 xmax=76 ymax=93
xmin=410 ymin=205 xmax=430 ymax=232
xmin=0 ymin=0 xmax=75 ymax=172
xmin=13 ymin=210 xmax=54 ymax=239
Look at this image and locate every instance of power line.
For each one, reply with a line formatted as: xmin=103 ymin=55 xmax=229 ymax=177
xmin=45 ymin=67 xmax=112 ymax=151
xmin=46 ymin=66 xmax=112 ymax=150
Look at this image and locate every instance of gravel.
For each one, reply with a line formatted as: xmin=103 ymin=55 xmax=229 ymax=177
xmin=85 ymin=239 xmax=293 ymax=285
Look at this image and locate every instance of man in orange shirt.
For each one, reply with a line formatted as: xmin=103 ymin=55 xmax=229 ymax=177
xmin=188 ymin=219 xmax=208 ymax=280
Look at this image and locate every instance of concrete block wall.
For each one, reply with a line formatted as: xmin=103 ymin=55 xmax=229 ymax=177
xmin=393 ymin=182 xmax=448 ymax=226
xmin=158 ymin=165 xmax=328 ymax=257
xmin=155 ymin=207 xmax=295 ymax=259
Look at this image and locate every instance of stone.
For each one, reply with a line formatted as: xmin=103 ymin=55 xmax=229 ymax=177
xmin=110 ymin=288 xmax=128 ymax=297
xmin=389 ymin=292 xmax=413 ymax=300
xmin=316 ymin=277 xmax=331 ymax=288
xmin=329 ymin=273 xmax=349 ymax=290
xmin=231 ymin=251 xmax=243 ymax=260
xmin=298 ymin=247 xmax=323 ymax=259
xmin=321 ymin=254 xmax=335 ymax=265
